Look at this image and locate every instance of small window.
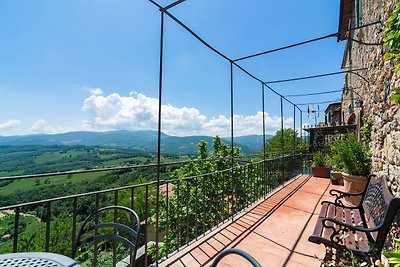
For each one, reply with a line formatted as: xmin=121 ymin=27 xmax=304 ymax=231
xmin=348 ymin=103 xmax=353 ymax=114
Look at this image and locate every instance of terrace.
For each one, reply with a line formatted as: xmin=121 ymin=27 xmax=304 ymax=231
xmin=159 ymin=174 xmax=338 ymax=267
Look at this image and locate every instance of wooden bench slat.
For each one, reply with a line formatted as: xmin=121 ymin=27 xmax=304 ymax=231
xmin=312 ymin=203 xmax=329 ymax=237
xmin=322 ymin=204 xmax=338 ymax=241
xmin=352 ymin=209 xmax=363 ymax=227
xmin=344 ymin=209 xmax=356 ymax=249
xmin=351 ymin=209 xmax=370 ymax=251
xmin=319 ymin=202 xmax=329 ymax=218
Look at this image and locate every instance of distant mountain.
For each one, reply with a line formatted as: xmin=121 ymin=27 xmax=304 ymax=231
xmin=0 ymin=131 xmax=271 ymax=155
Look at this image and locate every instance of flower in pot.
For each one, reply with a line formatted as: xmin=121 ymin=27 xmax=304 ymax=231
xmin=312 ymin=151 xmax=330 ymax=178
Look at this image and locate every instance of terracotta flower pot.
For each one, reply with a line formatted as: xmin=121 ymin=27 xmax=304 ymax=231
xmin=342 ymin=173 xmax=368 ymax=206
xmin=331 ymin=171 xmax=344 ymax=186
xmin=312 ymin=166 xmax=330 ymax=178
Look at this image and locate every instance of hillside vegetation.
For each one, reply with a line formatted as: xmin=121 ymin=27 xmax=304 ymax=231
xmin=0 ymin=130 xmax=268 ymax=154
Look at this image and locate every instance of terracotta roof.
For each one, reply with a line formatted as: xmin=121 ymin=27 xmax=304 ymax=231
xmin=324 ymin=102 xmax=341 ymax=114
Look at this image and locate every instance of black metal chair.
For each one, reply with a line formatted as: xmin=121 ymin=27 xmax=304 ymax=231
xmin=211 ymin=248 xmax=261 ymax=267
xmin=72 ymin=205 xmax=140 ymax=267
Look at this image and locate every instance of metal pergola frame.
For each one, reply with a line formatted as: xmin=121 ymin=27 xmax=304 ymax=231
xmin=144 ymin=0 xmax=380 ymax=263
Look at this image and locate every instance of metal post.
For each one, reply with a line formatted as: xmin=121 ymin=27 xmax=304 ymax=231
xmin=293 ymin=105 xmax=296 ymax=156
xmin=300 ymin=110 xmax=303 ymax=141
xmin=280 ymin=96 xmax=284 ymax=185
xmin=262 ymin=83 xmax=266 ymax=161
xmin=262 ymin=83 xmax=266 ymax=199
xmin=230 ymin=61 xmax=234 ymax=220
xmin=155 ymin=10 xmax=164 ymax=265
xmin=300 ymin=110 xmax=304 ymax=174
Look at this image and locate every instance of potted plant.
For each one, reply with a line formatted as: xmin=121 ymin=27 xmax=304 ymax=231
xmin=333 ymin=134 xmax=372 ymax=204
xmin=312 ymin=151 xmax=330 ymax=178
xmin=326 ymin=147 xmax=345 ymax=186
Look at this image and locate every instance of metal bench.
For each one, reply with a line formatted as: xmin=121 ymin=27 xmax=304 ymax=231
xmin=309 ymin=174 xmax=400 ymax=258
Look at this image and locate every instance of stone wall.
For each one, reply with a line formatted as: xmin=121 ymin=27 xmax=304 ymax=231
xmin=343 ymin=0 xmax=400 ymax=195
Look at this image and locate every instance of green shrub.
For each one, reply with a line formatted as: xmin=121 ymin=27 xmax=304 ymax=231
xmin=313 ymin=151 xmax=326 ymax=167
xmin=384 ymin=239 xmax=400 ymax=267
xmin=332 ymin=135 xmax=371 ymax=176
xmin=384 ymin=3 xmax=400 ymax=104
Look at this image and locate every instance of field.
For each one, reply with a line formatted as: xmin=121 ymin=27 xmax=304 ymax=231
xmin=0 ymin=145 xmax=159 ymax=196
xmin=0 ymin=171 xmax=110 ymax=196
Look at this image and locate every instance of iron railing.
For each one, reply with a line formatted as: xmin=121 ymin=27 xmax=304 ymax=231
xmin=0 ymin=154 xmax=306 ymax=266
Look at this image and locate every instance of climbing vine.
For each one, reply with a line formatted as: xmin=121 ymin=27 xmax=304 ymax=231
xmin=384 ymin=3 xmax=400 ymax=104
xmin=360 ymin=115 xmax=373 ymax=145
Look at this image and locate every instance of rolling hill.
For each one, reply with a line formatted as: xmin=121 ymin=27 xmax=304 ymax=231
xmin=0 ymin=131 xmax=271 ymax=155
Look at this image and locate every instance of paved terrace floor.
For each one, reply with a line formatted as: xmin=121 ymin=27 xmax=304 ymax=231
xmin=160 ymin=174 xmax=342 ymax=267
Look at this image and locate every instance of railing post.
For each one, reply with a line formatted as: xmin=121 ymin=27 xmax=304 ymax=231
xmin=230 ymin=61 xmax=235 ymax=221
xmin=113 ymin=191 xmax=118 ymax=267
xmin=145 ymin=185 xmax=149 ymax=267
xmin=155 ymin=9 xmax=165 ymax=265
xmin=262 ymin=83 xmax=267 ymax=198
xmin=94 ymin=193 xmax=100 ymax=267
xmin=300 ymin=110 xmax=304 ymax=174
xmin=13 ymin=207 xmax=20 ymax=253
xmin=72 ymin=197 xmax=77 ymax=256
xmin=45 ymin=201 xmax=51 ymax=252
xmin=293 ymin=105 xmax=296 ymax=156
xmin=280 ymin=96 xmax=284 ymax=186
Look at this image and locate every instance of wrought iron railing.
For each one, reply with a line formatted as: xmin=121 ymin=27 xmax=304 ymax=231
xmin=0 ymin=154 xmax=306 ymax=266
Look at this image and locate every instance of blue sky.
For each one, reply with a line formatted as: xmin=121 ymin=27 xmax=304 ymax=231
xmin=0 ymin=0 xmax=346 ymax=137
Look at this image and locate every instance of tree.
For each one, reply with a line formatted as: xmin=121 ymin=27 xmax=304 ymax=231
xmin=261 ymin=128 xmax=306 ymax=158
xmin=158 ymin=136 xmax=244 ymax=255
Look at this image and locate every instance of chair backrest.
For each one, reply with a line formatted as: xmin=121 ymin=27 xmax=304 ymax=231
xmin=210 ymin=248 xmax=261 ymax=267
xmin=362 ymin=175 xmax=400 ymax=253
xmin=362 ymin=175 xmax=393 ymax=227
xmin=72 ymin=205 xmax=140 ymax=267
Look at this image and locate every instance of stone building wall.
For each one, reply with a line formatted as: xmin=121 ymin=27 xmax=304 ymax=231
xmin=343 ymin=0 xmax=400 ymax=195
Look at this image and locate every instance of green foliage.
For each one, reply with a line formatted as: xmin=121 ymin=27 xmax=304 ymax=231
xmin=0 ymin=213 xmax=44 ymax=254
xmin=147 ymin=243 xmax=167 ymax=262
xmin=384 ymin=239 xmax=400 ymax=267
xmin=331 ymin=134 xmax=371 ymax=176
xmin=325 ymin=145 xmax=345 ymax=172
xmin=313 ymin=152 xmax=325 ymax=167
xmin=261 ymin=128 xmax=306 ymax=158
xmin=384 ymin=3 xmax=400 ymax=70
xmin=391 ymin=88 xmax=400 ymax=105
xmin=361 ymin=115 xmax=373 ymax=145
xmin=155 ymin=135 xmax=302 ymax=261
xmin=158 ymin=136 xmax=247 ymax=255
xmin=384 ymin=3 xmax=400 ymax=104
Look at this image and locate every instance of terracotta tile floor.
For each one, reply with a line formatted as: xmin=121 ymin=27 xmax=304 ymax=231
xmin=160 ymin=174 xmax=342 ymax=267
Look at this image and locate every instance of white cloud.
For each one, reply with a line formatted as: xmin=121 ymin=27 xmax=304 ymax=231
xmin=203 ymin=112 xmax=294 ymax=136
xmin=31 ymin=119 xmax=73 ymax=134
xmin=0 ymin=119 xmax=21 ymax=130
xmin=82 ymin=90 xmax=295 ymax=136
xmin=90 ymin=87 xmax=103 ymax=96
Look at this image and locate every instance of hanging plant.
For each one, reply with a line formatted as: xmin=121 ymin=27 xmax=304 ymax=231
xmin=384 ymin=3 xmax=400 ymax=104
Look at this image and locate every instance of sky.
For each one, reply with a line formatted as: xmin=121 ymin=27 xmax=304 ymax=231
xmin=0 ymin=0 xmax=346 ymax=137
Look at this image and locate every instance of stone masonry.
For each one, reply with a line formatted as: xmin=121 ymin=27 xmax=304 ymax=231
xmin=342 ymin=0 xmax=400 ymax=196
